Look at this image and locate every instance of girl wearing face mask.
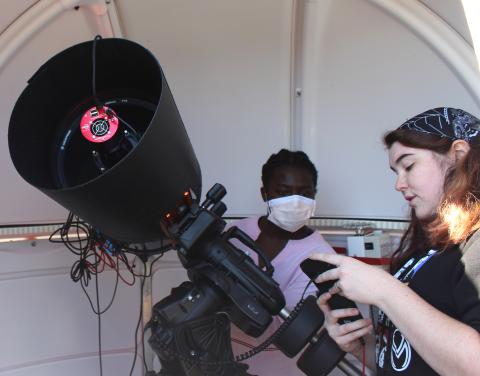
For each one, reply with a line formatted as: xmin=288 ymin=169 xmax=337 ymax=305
xmin=310 ymin=108 xmax=480 ymax=375
xmin=228 ymin=149 xmax=336 ymax=376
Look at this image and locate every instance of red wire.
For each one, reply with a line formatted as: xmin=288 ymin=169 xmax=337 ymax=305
xmin=99 ymin=248 xmax=116 ymax=269
xmin=86 ymin=261 xmax=96 ymax=273
xmin=115 ymin=255 xmax=135 ymax=285
xmin=90 ymin=246 xmax=136 ymax=285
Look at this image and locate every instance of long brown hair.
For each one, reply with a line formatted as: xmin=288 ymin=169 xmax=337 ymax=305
xmin=384 ymin=129 xmax=480 ymax=272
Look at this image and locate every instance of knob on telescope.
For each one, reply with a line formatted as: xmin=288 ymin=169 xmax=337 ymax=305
xmin=202 ymin=183 xmax=227 ymax=208
xmin=273 ymin=295 xmax=324 ymax=357
xmin=297 ymin=330 xmax=346 ymax=376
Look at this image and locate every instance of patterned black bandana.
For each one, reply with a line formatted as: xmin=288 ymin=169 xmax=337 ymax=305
xmin=398 ymin=107 xmax=480 ymax=143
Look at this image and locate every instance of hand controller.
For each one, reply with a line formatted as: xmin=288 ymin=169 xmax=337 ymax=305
xmin=300 ymin=258 xmax=363 ymax=325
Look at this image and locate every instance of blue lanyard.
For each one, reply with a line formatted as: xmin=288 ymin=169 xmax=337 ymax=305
xmin=398 ymin=249 xmax=437 ymax=283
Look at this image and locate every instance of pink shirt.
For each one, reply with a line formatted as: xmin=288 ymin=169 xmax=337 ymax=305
xmin=227 ymin=216 xmax=335 ymax=376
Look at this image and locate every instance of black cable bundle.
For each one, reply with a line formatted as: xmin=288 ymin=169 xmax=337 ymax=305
xmin=49 ymin=212 xmax=169 ymax=375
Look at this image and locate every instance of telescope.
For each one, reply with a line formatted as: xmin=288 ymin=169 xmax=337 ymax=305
xmin=8 ymin=37 xmax=348 ymax=376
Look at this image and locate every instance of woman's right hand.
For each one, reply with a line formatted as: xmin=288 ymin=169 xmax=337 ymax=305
xmin=317 ymin=291 xmax=373 ymax=354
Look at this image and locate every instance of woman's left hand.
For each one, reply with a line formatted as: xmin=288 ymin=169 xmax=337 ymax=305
xmin=317 ymin=291 xmax=373 ymax=354
xmin=309 ymin=252 xmax=394 ymax=306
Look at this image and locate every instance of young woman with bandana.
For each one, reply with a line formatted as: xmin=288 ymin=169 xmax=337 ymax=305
xmin=228 ymin=149 xmax=335 ymax=376
xmin=310 ymin=108 xmax=480 ymax=375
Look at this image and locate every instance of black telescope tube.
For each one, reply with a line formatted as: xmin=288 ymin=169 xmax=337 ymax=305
xmin=8 ymin=38 xmax=201 ymax=243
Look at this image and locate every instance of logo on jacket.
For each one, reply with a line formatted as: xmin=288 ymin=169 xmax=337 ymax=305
xmin=391 ymin=329 xmax=411 ymax=371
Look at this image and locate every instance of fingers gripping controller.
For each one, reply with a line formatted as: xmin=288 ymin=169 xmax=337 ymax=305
xmin=300 ymin=259 xmax=364 ymax=325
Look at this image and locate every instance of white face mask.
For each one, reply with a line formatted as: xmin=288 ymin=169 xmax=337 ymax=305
xmin=266 ymin=195 xmax=316 ymax=232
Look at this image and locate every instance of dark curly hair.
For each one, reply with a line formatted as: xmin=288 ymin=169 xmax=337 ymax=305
xmin=261 ymin=149 xmax=318 ymax=190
